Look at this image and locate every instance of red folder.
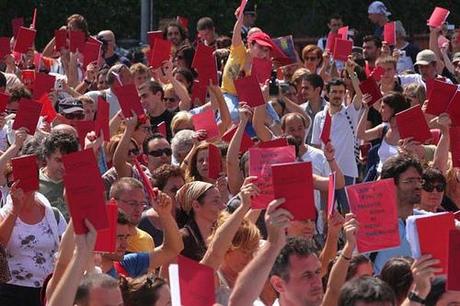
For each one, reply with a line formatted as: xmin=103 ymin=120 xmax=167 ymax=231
xmin=0 ymin=37 xmax=11 ymax=59
xmin=69 ymin=30 xmax=86 ymax=53
xmin=178 ymin=255 xmax=216 ymax=306
xmin=192 ymin=43 xmax=218 ymax=85
xmin=359 ymin=77 xmax=382 ymax=106
xmin=234 ymin=74 xmax=265 ymax=108
xmin=38 ymin=94 xmax=57 ymax=123
xmin=156 ymin=121 xmax=167 ymax=138
xmin=416 ymin=212 xmax=455 ymax=275
xmin=0 ymin=92 xmax=9 ymax=113
xmin=176 ymin=16 xmax=189 ymax=29
xmin=257 ymin=137 xmax=288 ymax=148
xmin=149 ymin=38 xmax=172 ymax=69
xmin=446 ymin=91 xmax=460 ymax=126
xmin=272 ymin=161 xmax=316 ymax=221
xmin=94 ymin=202 xmax=118 ymax=253
xmin=83 ymin=42 xmax=101 ymax=68
xmin=30 ymin=8 xmax=37 ymax=29
xmin=221 ymin=125 xmax=254 ymax=153
xmin=320 ymin=111 xmax=331 ymax=144
xmin=369 ymin=66 xmax=385 ymax=82
xmin=395 ymin=105 xmax=432 ymax=143
xmin=12 ymin=98 xmax=42 ymax=134
xmin=449 ymin=127 xmax=460 ymax=168
xmin=33 ymin=73 xmax=55 ymax=100
xmin=327 ymin=172 xmax=336 ymax=218
xmin=191 ymin=80 xmax=208 ymax=105
xmin=384 ymin=22 xmax=396 ymax=46
xmin=208 ymin=143 xmax=221 ymax=180
xmin=11 ymin=17 xmax=24 ymax=37
xmin=326 ymin=32 xmax=341 ymax=51
xmin=54 ymin=29 xmax=67 ymax=50
xmin=332 ymin=39 xmax=352 ymax=62
xmin=11 ymin=154 xmax=39 ymax=192
xmin=95 ymin=97 xmax=110 ymax=141
xmin=338 ymin=26 xmax=349 ymax=40
xmin=238 ymin=0 xmax=249 ymax=18
xmin=13 ymin=27 xmax=36 ymax=54
xmin=113 ymin=84 xmax=145 ymax=118
xmin=74 ymin=120 xmax=96 ymax=148
xmin=447 ymin=229 xmax=460 ymax=290
xmin=249 ymin=146 xmax=296 ymax=209
xmin=347 ymin=179 xmax=400 ymax=253
xmin=426 ymin=79 xmax=457 ymax=115
xmin=251 ymin=57 xmax=273 ymax=84
xmin=192 ymin=109 xmax=219 ymax=140
xmin=132 ymin=158 xmax=157 ymax=201
xmin=147 ymin=30 xmax=163 ymax=48
xmin=427 ymin=7 xmax=450 ymax=28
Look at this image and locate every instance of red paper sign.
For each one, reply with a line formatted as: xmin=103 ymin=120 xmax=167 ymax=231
xmin=384 ymin=22 xmax=396 ymax=46
xmin=449 ymin=127 xmax=460 ymax=168
xmin=38 ymin=94 xmax=57 ymax=123
xmin=426 ymin=79 xmax=457 ymax=116
xmin=346 ymin=179 xmax=400 ymax=253
xmin=69 ymin=30 xmax=86 ymax=53
xmin=446 ymin=92 xmax=460 ymax=127
xmin=395 ymin=105 xmax=432 ymax=143
xmin=234 ymin=74 xmax=265 ymax=108
xmin=54 ymin=29 xmax=67 ymax=50
xmin=192 ymin=109 xmax=219 ymax=140
xmin=427 ymin=7 xmax=450 ymax=28
xmin=83 ymin=42 xmax=101 ymax=68
xmin=359 ymin=77 xmax=383 ymax=106
xmin=338 ymin=26 xmax=349 ymax=40
xmin=221 ymin=125 xmax=254 ymax=153
xmin=12 ymin=98 xmax=42 ymax=134
xmin=207 ymin=144 xmax=222 ymax=180
xmin=191 ymin=80 xmax=208 ymax=105
xmin=369 ymin=66 xmax=385 ymax=82
xmin=94 ymin=202 xmax=118 ymax=253
xmin=248 ymin=146 xmax=296 ymax=209
xmin=178 ymin=255 xmax=216 ymax=306
xmin=272 ymin=161 xmax=316 ymax=221
xmin=320 ymin=111 xmax=331 ymax=144
xmin=11 ymin=18 xmax=24 ymax=37
xmin=132 ymin=158 xmax=157 ymax=201
xmin=33 ymin=73 xmax=55 ymax=100
xmin=0 ymin=37 xmax=11 ymax=59
xmin=13 ymin=26 xmax=36 ymax=54
xmin=74 ymin=120 xmax=96 ymax=148
xmin=257 ymin=137 xmax=288 ymax=148
xmin=147 ymin=31 xmax=163 ymax=49
xmin=327 ymin=172 xmax=336 ymax=218
xmin=326 ymin=32 xmax=341 ymax=51
xmin=192 ymin=43 xmax=218 ymax=85
xmin=95 ymin=97 xmax=110 ymax=141
xmin=176 ymin=16 xmax=189 ymax=29
xmin=11 ymin=154 xmax=39 ymax=192
xmin=149 ymin=38 xmax=172 ymax=69
xmin=447 ymin=229 xmax=460 ymax=290
xmin=113 ymin=84 xmax=145 ymax=118
xmin=251 ymin=57 xmax=273 ymax=84
xmin=332 ymin=39 xmax=352 ymax=62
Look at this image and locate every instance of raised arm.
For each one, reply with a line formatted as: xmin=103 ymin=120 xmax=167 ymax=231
xmin=112 ymin=114 xmax=137 ymax=178
xmin=431 ymin=113 xmax=451 ymax=174
xmin=319 ymin=212 xmax=344 ymax=276
xmin=209 ymin=84 xmax=232 ymax=135
xmin=0 ymin=128 xmax=26 ymax=172
xmin=356 ymin=105 xmax=383 ymax=141
xmin=231 ymin=2 xmax=246 ymax=47
xmin=313 ymin=143 xmax=345 ymax=191
xmin=163 ymin=61 xmax=191 ymax=111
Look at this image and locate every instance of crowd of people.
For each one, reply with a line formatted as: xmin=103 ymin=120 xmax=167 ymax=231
xmin=0 ymin=0 xmax=459 ymax=305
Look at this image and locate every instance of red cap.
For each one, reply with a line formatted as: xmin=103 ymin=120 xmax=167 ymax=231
xmin=248 ymin=31 xmax=273 ymax=49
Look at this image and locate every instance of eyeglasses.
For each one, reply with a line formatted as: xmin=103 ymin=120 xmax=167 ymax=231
xmin=128 ymin=148 xmax=140 ymax=156
xmin=163 ymin=97 xmax=177 ymax=103
xmin=148 ymin=148 xmax=172 ymax=157
xmin=117 ymin=198 xmax=148 ymax=209
xmin=422 ymin=181 xmax=446 ymax=192
xmin=63 ymin=112 xmax=85 ymax=120
xmin=399 ymin=178 xmax=424 ymax=185
xmin=303 ymin=56 xmax=319 ymax=61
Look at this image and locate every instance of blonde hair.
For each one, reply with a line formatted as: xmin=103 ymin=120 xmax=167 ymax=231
xmin=171 ymin=111 xmax=193 ymax=135
xmin=129 ymin=63 xmax=149 ymax=75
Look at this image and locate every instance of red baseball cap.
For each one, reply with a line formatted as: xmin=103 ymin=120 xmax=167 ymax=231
xmin=248 ymin=31 xmax=273 ymax=49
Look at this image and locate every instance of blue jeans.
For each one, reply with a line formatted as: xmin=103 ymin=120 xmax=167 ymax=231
xmin=335 ymin=175 xmax=355 ymax=214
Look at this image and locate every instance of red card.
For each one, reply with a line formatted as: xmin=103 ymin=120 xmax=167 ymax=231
xmin=0 ymin=37 xmax=11 ymax=59
xmin=320 ymin=111 xmax=331 ymax=144
xmin=221 ymin=125 xmax=254 ymax=154
xmin=446 ymin=92 xmax=460 ymax=126
xmin=238 ymin=0 xmax=249 ymax=18
xmin=149 ymin=38 xmax=172 ymax=69
xmin=251 ymin=57 xmax=273 ymax=84
xmin=0 ymin=92 xmax=9 ymax=113
xmin=113 ymin=84 xmax=145 ymax=118
xmin=178 ymin=255 xmax=216 ymax=306
xmin=156 ymin=121 xmax=167 ymax=138
xmin=74 ymin=120 xmax=96 ymax=148
xmin=132 ymin=158 xmax=157 ymax=201
xmin=83 ymin=42 xmax=101 ymax=68
xmin=326 ymin=32 xmax=341 ymax=51
xmin=332 ymin=39 xmax=352 ymax=62
xmin=338 ymin=26 xmax=349 ymax=40
xmin=234 ymin=74 xmax=265 ymax=108
xmin=359 ymin=77 xmax=383 ymax=106
xmin=257 ymin=137 xmax=288 ymax=148
xmin=54 ymin=29 xmax=67 ymax=50
xmin=38 ymin=94 xmax=57 ymax=123
xmin=191 ymin=81 xmax=208 ymax=105
xmin=12 ymin=98 xmax=42 ymax=134
xmin=449 ymin=127 xmax=460 ymax=168
xmin=447 ymin=229 xmax=460 ymax=290
xmin=33 ymin=73 xmax=55 ymax=100
xmin=63 ymin=149 xmax=107 ymax=234
xmin=94 ymin=202 xmax=118 ymax=253
xmin=69 ymin=30 xmax=86 ymax=53
xmin=21 ymin=69 xmax=35 ymax=92
xmin=95 ymin=97 xmax=110 ymax=141
xmin=147 ymin=31 xmax=163 ymax=48
xmin=384 ymin=22 xmax=396 ymax=46
xmin=426 ymin=79 xmax=457 ymax=116
xmin=327 ymin=172 xmax=336 ymax=218
xmin=272 ymin=161 xmax=316 ymax=221
xmin=13 ymin=26 xmax=36 ymax=54
xmin=347 ymin=178 xmax=400 ymax=253
xmin=416 ymin=212 xmax=455 ymax=274
xmin=176 ymin=16 xmax=189 ymax=29
xmin=208 ymin=143 xmax=222 ymax=180
xmin=427 ymin=7 xmax=450 ymax=28
xmin=249 ymin=146 xmax=296 ymax=209
xmin=30 ymin=8 xmax=37 ymax=29
xmin=395 ymin=105 xmax=432 ymax=143
xmin=192 ymin=109 xmax=219 ymax=140
xmin=11 ymin=154 xmax=39 ymax=192
xmin=192 ymin=43 xmax=218 ymax=85
xmin=11 ymin=18 xmax=24 ymax=37
xmin=369 ymin=66 xmax=385 ymax=82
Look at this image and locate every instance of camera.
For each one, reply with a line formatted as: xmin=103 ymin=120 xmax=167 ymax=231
xmin=269 ymin=70 xmax=279 ymax=96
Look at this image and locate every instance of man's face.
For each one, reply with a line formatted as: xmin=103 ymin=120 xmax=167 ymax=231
xmin=453 ymin=61 xmax=460 ymax=80
xmin=284 ymin=116 xmax=306 ymax=144
xmin=167 ymin=26 xmax=182 ymax=46
xmin=45 ymin=150 xmax=65 ymax=180
xmin=119 ymin=66 xmax=133 ymax=85
xmin=6 ymin=101 xmax=19 ymax=115
xmin=133 ymin=72 xmax=149 ymax=89
xmin=368 ymin=13 xmax=380 ymax=24
xmin=147 ymin=138 xmax=172 ymax=171
xmin=163 ymin=176 xmax=185 ymax=208
xmin=103 ymin=224 xmax=130 ymax=261
xmin=300 ymin=79 xmax=319 ymax=102
xmin=243 ymin=13 xmax=257 ymax=27
xmin=198 ymin=28 xmax=215 ymax=43
xmin=327 ymin=84 xmax=346 ymax=108
xmin=396 ymin=166 xmax=422 ymax=206
xmin=363 ymin=41 xmax=380 ymax=62
xmin=378 ymin=62 xmax=396 ymax=84
xmin=250 ymin=42 xmax=271 ymax=60
xmin=328 ymin=18 xmax=343 ymax=33
xmin=116 ymin=188 xmax=147 ymax=225
xmin=139 ymin=86 xmax=161 ymax=112
xmin=417 ymin=63 xmax=437 ymax=81
xmin=87 ymin=286 xmax=124 ymax=306
xmin=274 ymin=254 xmax=324 ymax=306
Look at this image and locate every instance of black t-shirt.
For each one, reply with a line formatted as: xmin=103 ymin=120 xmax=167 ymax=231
xmin=367 ymin=107 xmax=383 ymax=147
xmin=149 ymin=110 xmax=174 ymax=141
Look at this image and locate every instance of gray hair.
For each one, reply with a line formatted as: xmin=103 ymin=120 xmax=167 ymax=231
xmin=171 ymin=129 xmax=195 ymax=163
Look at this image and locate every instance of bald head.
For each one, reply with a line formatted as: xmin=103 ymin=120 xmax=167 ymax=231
xmin=97 ymin=30 xmax=116 ymax=56
xmin=52 ymin=124 xmax=78 ymax=138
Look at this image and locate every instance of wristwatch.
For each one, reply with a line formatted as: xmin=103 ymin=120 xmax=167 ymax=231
xmin=408 ymin=292 xmax=426 ymax=304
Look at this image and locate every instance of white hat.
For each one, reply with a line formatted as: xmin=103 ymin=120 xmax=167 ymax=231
xmin=368 ymin=1 xmax=391 ymax=16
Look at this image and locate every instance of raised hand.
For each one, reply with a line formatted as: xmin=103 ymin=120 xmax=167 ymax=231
xmin=239 ymin=176 xmax=260 ymax=208
xmin=343 ymin=213 xmax=359 ymax=248
xmin=9 ymin=181 xmax=25 ymax=216
xmin=74 ymin=219 xmax=97 ymax=255
xmin=265 ymin=198 xmax=292 ymax=246
xmin=411 ymin=254 xmax=442 ymax=299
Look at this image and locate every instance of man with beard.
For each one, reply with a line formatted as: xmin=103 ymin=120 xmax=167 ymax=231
xmin=362 ymin=35 xmax=382 ymax=76
xmin=372 ymin=153 xmax=424 ymax=274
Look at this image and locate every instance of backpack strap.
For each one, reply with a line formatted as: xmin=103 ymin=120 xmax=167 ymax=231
xmin=51 ymin=207 xmax=60 ymax=225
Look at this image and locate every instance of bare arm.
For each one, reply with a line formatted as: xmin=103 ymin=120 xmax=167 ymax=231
xmin=163 ymin=61 xmax=192 ymax=111
xmin=0 ymin=128 xmax=26 ymax=173
xmin=231 ymin=3 xmax=246 ymax=47
xmin=112 ymin=115 xmax=137 ymax=178
xmin=319 ymin=213 xmax=344 ymax=276
xmin=431 ymin=114 xmax=451 ymax=174
xmin=209 ymin=84 xmax=232 ymax=135
xmin=357 ymin=106 xmax=383 ymax=141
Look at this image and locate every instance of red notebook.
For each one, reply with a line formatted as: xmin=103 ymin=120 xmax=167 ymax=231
xmin=326 ymin=32 xmax=341 ymax=52
xmin=147 ymin=30 xmax=163 ymax=48
xmin=449 ymin=127 xmax=460 ymax=168
xmin=33 ymin=73 xmax=55 ymax=100
xmin=272 ymin=161 xmax=316 ymax=221
xmin=149 ymin=38 xmax=172 ymax=69
xmin=332 ymin=39 xmax=352 ymax=62
xmin=369 ymin=66 xmax=385 ymax=82
xmin=192 ymin=43 xmax=218 ymax=85
xmin=74 ymin=120 xmax=96 ymax=148
xmin=338 ymin=26 xmax=349 ymax=40
xmin=359 ymin=77 xmax=383 ymax=106
xmin=251 ymin=57 xmax=273 ymax=84
xmin=395 ymin=105 xmax=432 ymax=143
xmin=95 ymin=97 xmax=110 ymax=141
xmin=12 ymin=98 xmax=42 ymax=134
xmin=248 ymin=146 xmax=296 ymax=209
xmin=221 ymin=125 xmax=254 ymax=154
xmin=112 ymin=84 xmax=145 ymax=118
xmin=83 ymin=42 xmax=101 ymax=68
xmin=346 ymin=179 xmax=400 ymax=253
xmin=191 ymin=81 xmax=208 ymax=105
xmin=54 ymin=29 xmax=67 ymax=50
xmin=320 ymin=111 xmax=331 ymax=145
xmin=156 ymin=121 xmax=167 ymax=138
xmin=14 ymin=26 xmax=36 ymax=54
xmin=234 ymin=74 xmax=265 ymax=108
xmin=327 ymin=172 xmax=336 ymax=218
xmin=257 ymin=137 xmax=288 ymax=148
xmin=426 ymin=79 xmax=457 ymax=116
xmin=416 ymin=212 xmax=455 ymax=275
xmin=94 ymin=202 xmax=118 ymax=253
xmin=132 ymin=158 xmax=157 ymax=202
xmin=447 ymin=229 xmax=460 ymax=290
xmin=427 ymin=7 xmax=450 ymax=28
xmin=178 ymin=255 xmax=216 ymax=306
xmin=207 ymin=143 xmax=222 ymax=180
xmin=191 ymin=109 xmax=219 ymax=140
xmin=446 ymin=91 xmax=460 ymax=127
xmin=69 ymin=30 xmax=86 ymax=53
xmin=11 ymin=154 xmax=39 ymax=192
xmin=383 ymin=22 xmax=396 ymax=45
xmin=0 ymin=37 xmax=11 ymax=59
xmin=38 ymin=94 xmax=57 ymax=123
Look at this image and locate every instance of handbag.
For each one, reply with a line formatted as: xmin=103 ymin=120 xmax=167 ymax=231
xmin=0 ymin=244 xmax=11 ymax=283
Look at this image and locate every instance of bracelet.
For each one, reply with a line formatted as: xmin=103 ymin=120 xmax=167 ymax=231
xmin=327 ymin=158 xmax=335 ymax=162
xmin=341 ymin=254 xmax=352 ymax=261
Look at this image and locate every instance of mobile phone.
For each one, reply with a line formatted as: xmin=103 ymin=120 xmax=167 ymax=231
xmin=269 ymin=70 xmax=279 ymax=96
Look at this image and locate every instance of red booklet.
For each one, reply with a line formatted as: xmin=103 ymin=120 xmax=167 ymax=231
xmin=326 ymin=32 xmax=341 ymax=51
xmin=346 ymin=179 xmax=400 ymax=253
xmin=234 ymin=74 xmax=265 ymax=108
xmin=113 ymin=84 xmax=145 ymax=118
xmin=384 ymin=22 xmax=396 ymax=45
xmin=38 ymin=94 xmax=57 ymax=123
xmin=327 ymin=172 xmax=336 ymax=218
xmin=207 ymin=143 xmax=222 ymax=180
xmin=177 ymin=255 xmax=216 ymax=306
xmin=221 ymin=125 xmax=254 ymax=154
xmin=12 ymin=98 xmax=42 ymax=134
xmin=95 ymin=97 xmax=110 ymax=141
xmin=54 ymin=29 xmax=67 ymax=50
xmin=369 ymin=66 xmax=385 ymax=82
xmin=73 ymin=120 xmax=96 ymax=148
xmin=69 ymin=30 xmax=86 ymax=53
xmin=132 ymin=158 xmax=157 ymax=202
xmin=426 ymin=79 xmax=457 ymax=116
xmin=14 ymin=27 xmax=36 ymax=54
xmin=446 ymin=91 xmax=460 ymax=127
xmin=11 ymin=154 xmax=39 ymax=192
xmin=359 ymin=77 xmax=382 ymax=106
xmin=257 ymin=137 xmax=288 ymax=148
xmin=447 ymin=229 xmax=460 ymax=290
xmin=320 ymin=111 xmax=331 ymax=145
xmin=449 ymin=127 xmax=460 ymax=168
xmin=0 ymin=37 xmax=10 ymax=59
xmin=32 ymin=73 xmax=55 ymax=100
xmin=192 ymin=43 xmax=218 ymax=85
xmin=427 ymin=7 xmax=450 ymax=28
xmin=395 ymin=105 xmax=432 ymax=143
xmin=332 ymin=39 xmax=352 ymax=62
xmin=272 ymin=161 xmax=316 ymax=221
xmin=149 ymin=38 xmax=172 ymax=69
xmin=147 ymin=31 xmax=163 ymax=48
xmin=251 ymin=57 xmax=273 ymax=84
xmin=248 ymin=146 xmax=296 ymax=209
xmin=156 ymin=121 xmax=167 ymax=138
xmin=94 ymin=202 xmax=118 ymax=253
xmin=192 ymin=109 xmax=219 ymax=140
xmin=191 ymin=80 xmax=208 ymax=105
xmin=83 ymin=42 xmax=101 ymax=68
xmin=338 ymin=26 xmax=349 ymax=40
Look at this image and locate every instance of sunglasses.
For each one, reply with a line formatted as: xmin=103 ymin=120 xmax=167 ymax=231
xmin=304 ymin=56 xmax=319 ymax=61
xmin=63 ymin=112 xmax=85 ymax=120
xmin=422 ymin=182 xmax=446 ymax=192
xmin=163 ymin=97 xmax=177 ymax=103
xmin=148 ymin=148 xmax=172 ymax=157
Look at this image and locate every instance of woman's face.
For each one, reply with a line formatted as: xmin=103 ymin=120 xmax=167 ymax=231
xmin=196 ymin=148 xmax=209 ymax=180
xmin=379 ymin=101 xmax=394 ymax=122
xmin=163 ymin=90 xmax=180 ymax=112
xmin=287 ymin=219 xmax=315 ymax=239
xmin=166 ymin=26 xmax=182 ymax=46
xmin=224 ymin=246 xmax=258 ymax=274
xmin=420 ymin=179 xmax=445 ymax=212
xmin=404 ymin=89 xmax=420 ymax=107
xmin=193 ymin=187 xmax=225 ymax=223
xmin=83 ymin=103 xmax=96 ymax=121
xmin=153 ymin=284 xmax=171 ymax=306
xmin=303 ymin=52 xmax=321 ymax=72
xmin=173 ymin=52 xmax=187 ymax=69
xmin=97 ymin=73 xmax=108 ymax=90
